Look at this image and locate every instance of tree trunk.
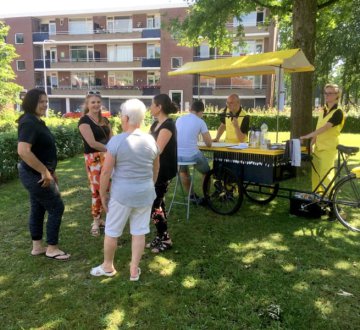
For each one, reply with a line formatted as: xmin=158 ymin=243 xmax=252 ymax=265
xmin=290 ymin=0 xmax=317 ymax=138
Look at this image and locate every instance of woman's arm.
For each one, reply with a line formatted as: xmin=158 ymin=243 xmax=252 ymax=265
xmin=17 ymin=142 xmax=53 ymax=187
xmin=156 ymin=128 xmax=172 ymax=154
xmin=99 ymin=151 xmax=115 ymax=212
xmin=79 ymin=123 xmax=107 ymax=152
xmin=153 ymin=155 xmax=160 ymax=183
xmin=108 ymin=121 xmax=113 ymax=139
xmin=300 ymin=122 xmax=333 ymax=140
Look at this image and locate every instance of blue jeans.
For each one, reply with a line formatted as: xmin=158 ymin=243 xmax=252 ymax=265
xmin=178 ymin=151 xmax=210 ymax=174
xmin=18 ymin=164 xmax=64 ymax=245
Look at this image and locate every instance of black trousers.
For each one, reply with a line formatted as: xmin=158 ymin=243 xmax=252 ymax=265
xmin=18 ymin=164 xmax=64 ymax=245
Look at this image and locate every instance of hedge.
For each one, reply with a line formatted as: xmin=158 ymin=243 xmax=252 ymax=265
xmin=173 ymin=113 xmax=360 ymax=133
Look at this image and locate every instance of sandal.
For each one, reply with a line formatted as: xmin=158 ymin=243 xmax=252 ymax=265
xmin=90 ymin=222 xmax=100 ymax=237
xmin=146 ymin=236 xmax=161 ymax=249
xmin=151 ymin=239 xmax=173 ymax=253
xmin=98 ymin=219 xmax=105 ymax=228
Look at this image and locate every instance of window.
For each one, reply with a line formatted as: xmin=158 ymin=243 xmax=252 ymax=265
xmin=171 ymin=57 xmax=183 ymax=69
xmin=232 ymin=40 xmax=263 ymax=56
xmin=71 ymin=72 xmax=95 ymax=88
xmin=69 ymin=18 xmax=93 ymax=34
xmin=108 ymin=71 xmax=133 ymax=87
xmin=15 ymin=33 xmax=24 ymax=44
xmin=240 ymin=12 xmax=257 ymax=27
xmin=231 ymin=76 xmax=254 ymax=88
xmin=147 ymin=71 xmax=160 ymax=86
xmin=200 ymin=77 xmax=215 ymax=88
xmin=16 ymin=60 xmax=26 ymax=71
xmin=199 ymin=44 xmax=210 ymax=58
xmin=107 ymin=45 xmax=133 ymax=62
xmin=49 ymin=22 xmax=56 ymax=35
xmin=147 ymin=15 xmax=160 ymax=29
xmin=107 ymin=16 xmax=132 ymax=33
xmin=70 ymin=46 xmax=94 ymax=62
xmin=257 ymin=11 xmax=265 ymax=25
xmin=147 ymin=44 xmax=161 ymax=59
xmin=50 ymin=73 xmax=58 ymax=88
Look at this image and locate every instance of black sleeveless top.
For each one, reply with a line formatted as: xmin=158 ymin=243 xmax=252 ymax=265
xmin=78 ymin=115 xmax=111 ymax=154
xmin=150 ymin=118 xmax=177 ymax=182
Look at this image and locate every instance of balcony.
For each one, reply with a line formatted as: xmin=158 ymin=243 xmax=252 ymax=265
xmin=34 ymin=59 xmax=51 ymax=69
xmin=34 ymin=57 xmax=150 ymax=70
xmin=33 ymin=28 xmax=160 ymax=43
xmin=33 ymin=32 xmax=50 ymax=42
xmin=50 ymin=85 xmax=160 ymax=96
xmin=141 ymin=29 xmax=160 ymax=38
xmin=141 ymin=58 xmax=160 ymax=67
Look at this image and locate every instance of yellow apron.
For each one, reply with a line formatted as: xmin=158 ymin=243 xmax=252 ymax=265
xmin=225 ymin=109 xmax=248 ymax=143
xmin=312 ymin=106 xmax=344 ymax=192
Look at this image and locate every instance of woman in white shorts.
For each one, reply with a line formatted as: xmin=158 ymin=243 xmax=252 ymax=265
xmin=90 ymin=99 xmax=159 ymax=280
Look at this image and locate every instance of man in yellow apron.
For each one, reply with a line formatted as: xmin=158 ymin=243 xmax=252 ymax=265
xmin=213 ymin=94 xmax=250 ymax=143
xmin=300 ymin=84 xmax=344 ymax=193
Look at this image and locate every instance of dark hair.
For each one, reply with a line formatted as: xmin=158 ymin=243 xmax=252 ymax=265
xmin=191 ymin=100 xmax=205 ymax=113
xmin=153 ymin=94 xmax=178 ymax=115
xmin=17 ymin=88 xmax=47 ymax=122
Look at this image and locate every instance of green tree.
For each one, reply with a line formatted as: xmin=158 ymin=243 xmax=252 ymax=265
xmin=315 ymin=0 xmax=360 ymax=106
xmin=169 ymin=0 xmax=341 ymax=137
xmin=0 ymin=22 xmax=22 ymax=110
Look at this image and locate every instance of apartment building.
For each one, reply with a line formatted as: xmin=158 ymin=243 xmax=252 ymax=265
xmin=3 ymin=4 xmax=277 ymax=114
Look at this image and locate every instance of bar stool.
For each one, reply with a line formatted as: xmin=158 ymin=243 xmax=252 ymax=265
xmin=168 ymin=161 xmax=197 ymax=221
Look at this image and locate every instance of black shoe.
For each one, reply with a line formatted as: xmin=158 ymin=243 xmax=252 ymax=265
xmin=190 ymin=193 xmax=207 ymax=206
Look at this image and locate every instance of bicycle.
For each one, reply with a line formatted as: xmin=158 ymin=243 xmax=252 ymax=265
xmin=202 ymin=144 xmax=360 ymax=232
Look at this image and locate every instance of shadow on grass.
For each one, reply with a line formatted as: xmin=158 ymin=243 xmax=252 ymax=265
xmin=0 ymin=154 xmax=359 ymax=329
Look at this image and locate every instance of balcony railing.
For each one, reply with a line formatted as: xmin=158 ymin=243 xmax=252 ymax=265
xmin=34 ymin=57 xmax=160 ymax=68
xmin=49 ymin=85 xmax=161 ymax=96
xmin=33 ymin=28 xmax=161 ymax=41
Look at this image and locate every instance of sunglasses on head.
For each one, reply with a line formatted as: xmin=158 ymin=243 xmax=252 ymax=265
xmin=87 ymin=90 xmax=101 ymax=96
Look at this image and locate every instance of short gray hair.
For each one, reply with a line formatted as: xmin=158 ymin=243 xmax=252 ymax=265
xmin=120 ymin=99 xmax=146 ymax=125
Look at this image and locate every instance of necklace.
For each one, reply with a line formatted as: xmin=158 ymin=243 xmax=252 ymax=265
xmin=87 ymin=114 xmax=100 ymax=124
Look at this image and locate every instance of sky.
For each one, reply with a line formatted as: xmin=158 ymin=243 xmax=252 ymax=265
xmin=0 ymin=0 xmax=187 ymax=18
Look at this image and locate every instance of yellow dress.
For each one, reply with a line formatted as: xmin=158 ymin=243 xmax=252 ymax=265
xmin=225 ymin=109 xmax=248 ymax=143
xmin=312 ymin=106 xmax=344 ymax=192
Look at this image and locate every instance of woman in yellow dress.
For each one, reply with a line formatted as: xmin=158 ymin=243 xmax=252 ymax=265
xmin=300 ymin=84 xmax=345 ymax=193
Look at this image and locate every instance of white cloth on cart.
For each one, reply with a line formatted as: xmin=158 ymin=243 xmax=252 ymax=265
xmin=290 ymin=139 xmax=301 ymax=167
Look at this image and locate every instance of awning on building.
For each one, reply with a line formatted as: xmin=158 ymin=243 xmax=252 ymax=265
xmin=168 ymin=48 xmax=314 ymax=78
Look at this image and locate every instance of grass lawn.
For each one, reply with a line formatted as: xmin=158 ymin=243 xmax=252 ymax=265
xmin=0 ymin=134 xmax=359 ymax=330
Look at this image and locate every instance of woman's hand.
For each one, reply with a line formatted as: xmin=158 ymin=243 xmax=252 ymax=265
xmin=100 ymin=194 xmax=109 ymax=213
xmin=38 ymin=169 xmax=53 ymax=188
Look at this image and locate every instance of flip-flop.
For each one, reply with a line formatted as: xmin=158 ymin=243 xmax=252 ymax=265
xmin=90 ymin=265 xmax=117 ymax=277
xmin=130 ymin=267 xmax=141 ymax=281
xmin=46 ymin=252 xmax=71 ymax=261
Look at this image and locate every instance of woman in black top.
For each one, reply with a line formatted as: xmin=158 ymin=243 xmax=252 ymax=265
xmin=78 ymin=92 xmax=113 ymax=236
xmin=147 ymin=94 xmax=178 ymax=253
xmin=17 ymin=88 xmax=70 ymax=260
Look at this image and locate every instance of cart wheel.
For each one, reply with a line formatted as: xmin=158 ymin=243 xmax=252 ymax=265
xmin=332 ymin=175 xmax=360 ymax=232
xmin=203 ymin=168 xmax=243 ymax=215
xmin=243 ymin=182 xmax=279 ymax=205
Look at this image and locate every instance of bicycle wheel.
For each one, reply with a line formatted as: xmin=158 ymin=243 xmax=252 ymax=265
xmin=203 ymin=168 xmax=243 ymax=215
xmin=332 ymin=175 xmax=360 ymax=232
xmin=243 ymin=182 xmax=279 ymax=204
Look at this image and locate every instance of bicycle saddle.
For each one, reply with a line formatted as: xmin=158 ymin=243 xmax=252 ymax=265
xmin=337 ymin=145 xmax=359 ymax=155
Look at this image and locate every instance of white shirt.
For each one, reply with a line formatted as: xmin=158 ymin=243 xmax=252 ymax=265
xmin=107 ymin=129 xmax=159 ymax=207
xmin=176 ymin=113 xmax=209 ymax=158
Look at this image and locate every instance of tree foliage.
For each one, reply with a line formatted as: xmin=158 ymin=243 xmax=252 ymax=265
xmin=315 ymin=0 xmax=360 ymax=105
xmin=168 ymin=0 xmax=347 ymax=137
xmin=0 ymin=22 xmax=22 ymax=110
